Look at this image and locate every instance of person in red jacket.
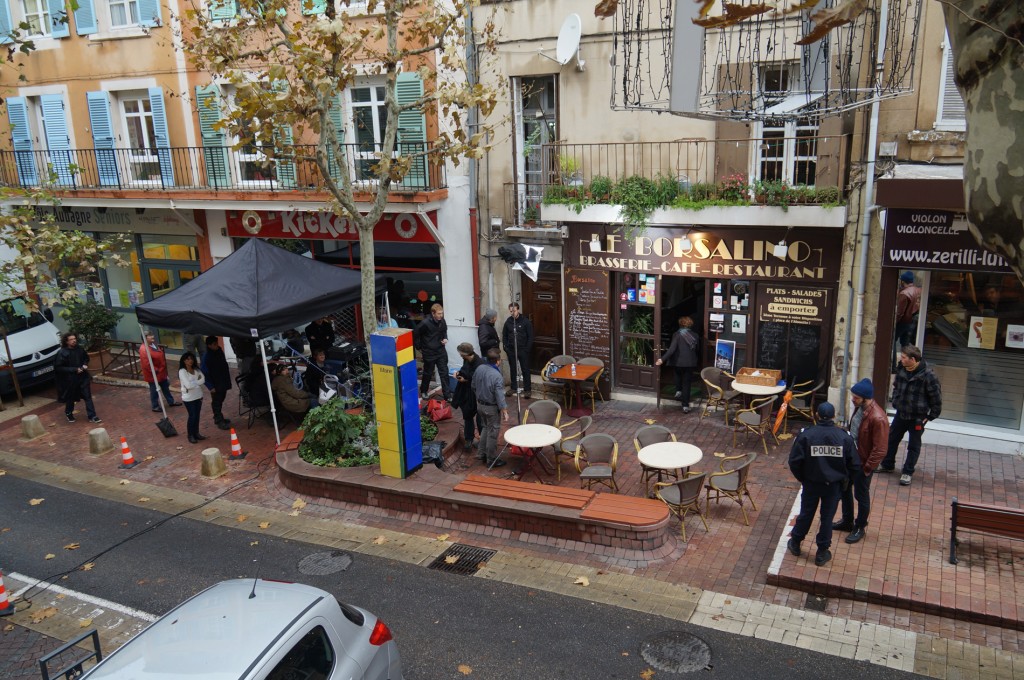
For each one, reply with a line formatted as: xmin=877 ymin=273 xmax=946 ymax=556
xmin=140 ymin=331 xmax=179 ymax=412
xmin=833 ymin=379 xmax=889 ymax=545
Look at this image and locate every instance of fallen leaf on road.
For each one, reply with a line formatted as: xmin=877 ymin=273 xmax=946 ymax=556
xmin=250 ymin=541 xmax=259 ymax=546
xmin=574 ymin=576 xmax=590 ymax=586
xmin=444 ymin=555 xmax=460 ymax=564
xmin=31 ymin=607 xmax=58 ymax=624
xmin=44 ymin=553 xmax=55 ymax=560
xmin=0 ymin=469 xmax=5 ymax=476
xmin=372 ymin=536 xmax=387 ymax=545
xmin=29 ymin=498 xmax=44 ymax=505
xmin=55 ymin=594 xmax=65 ymax=600
xmin=64 ymin=543 xmax=80 ymax=550
xmin=237 ymin=515 xmax=248 ymax=522
xmin=291 ymin=498 xmax=306 ymax=509
xmin=119 ymin=480 xmax=130 ymax=485
xmin=640 ymin=669 xmax=655 ymax=680
xmin=79 ymin=618 xmax=92 ymax=628
xmin=204 ymin=508 xmax=215 ymax=515
xmin=48 ymin=442 xmax=56 ymax=447
xmin=644 ymin=418 xmax=657 ymax=425
xmin=437 ymin=533 xmax=450 ymax=541
xmin=622 ymin=652 xmax=629 ymax=656
xmin=476 ymin=562 xmax=488 ymax=570
xmin=179 ymin=477 xmax=188 ymax=481
xmin=144 ymin=456 xmax=154 ymax=461
xmin=457 ymin=664 xmax=472 ymax=675
xmin=176 ymin=446 xmax=183 ymax=450
xmin=3 ymin=624 xmax=13 ymax=632
xmin=777 ymin=433 xmax=793 ymax=440
xmin=137 ymin=497 xmax=150 ymax=503
xmin=258 ymin=521 xmax=270 ymax=529
xmin=81 ymin=563 xmax=95 ymax=571
xmin=1 ymin=527 xmax=9 ymax=533
xmin=288 ymin=510 xmax=300 ymax=516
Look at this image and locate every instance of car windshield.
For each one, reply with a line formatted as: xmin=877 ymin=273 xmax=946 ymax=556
xmin=0 ymin=297 xmax=47 ymax=333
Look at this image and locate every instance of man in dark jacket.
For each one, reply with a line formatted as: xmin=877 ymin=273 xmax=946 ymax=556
xmin=502 ymin=303 xmax=534 ymax=398
xmin=54 ymin=332 xmax=101 ymax=424
xmin=654 ymin=315 xmax=700 ymax=412
xmin=478 ymin=309 xmax=500 ymax=356
xmin=414 ymin=303 xmax=451 ymax=401
xmin=452 ymin=342 xmax=485 ymax=453
xmin=201 ymin=336 xmax=233 ymax=430
xmin=304 ymin=317 xmax=335 ymax=354
xmin=787 ymin=402 xmax=860 ymax=567
xmin=879 ymin=344 xmax=942 ymax=486
xmin=833 ymin=379 xmax=889 ymax=544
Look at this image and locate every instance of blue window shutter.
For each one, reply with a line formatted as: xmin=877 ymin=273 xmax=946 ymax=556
xmin=137 ymin=0 xmax=160 ymax=26
xmin=302 ymin=0 xmax=326 ymax=15
xmin=395 ymin=72 xmax=426 ymax=189
xmin=40 ymin=93 xmax=75 ymax=187
xmin=195 ymin=84 xmax=230 ymax=188
xmin=0 ymin=0 xmax=13 ymax=44
xmin=6 ymin=97 xmax=38 ymax=185
xmin=209 ymin=0 xmax=237 ymax=21
xmin=86 ymin=91 xmax=120 ymax=187
xmin=47 ymin=0 xmax=69 ymax=37
xmin=271 ymin=81 xmax=295 ymax=188
xmin=73 ymin=0 xmax=96 ymax=35
xmin=147 ymin=87 xmax=175 ymax=186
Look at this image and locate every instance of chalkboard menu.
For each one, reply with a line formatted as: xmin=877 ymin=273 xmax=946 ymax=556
xmin=756 ymin=321 xmax=821 ymax=386
xmin=565 ymin=268 xmax=611 ymax=396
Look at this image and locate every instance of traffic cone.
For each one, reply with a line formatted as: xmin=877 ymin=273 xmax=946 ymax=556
xmin=228 ymin=428 xmax=248 ymax=460
xmin=0 ymin=570 xmax=14 ymax=616
xmin=119 ymin=436 xmax=138 ymax=469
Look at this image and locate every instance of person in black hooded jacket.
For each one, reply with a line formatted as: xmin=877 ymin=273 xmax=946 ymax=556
xmin=452 ymin=342 xmax=485 ymax=452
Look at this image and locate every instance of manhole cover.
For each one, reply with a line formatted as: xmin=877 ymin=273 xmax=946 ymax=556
xmin=640 ymin=631 xmax=712 ymax=673
xmin=805 ymin=593 xmax=828 ymax=612
xmin=298 ymin=551 xmax=353 ymax=576
xmin=427 ymin=544 xmax=496 ymax=576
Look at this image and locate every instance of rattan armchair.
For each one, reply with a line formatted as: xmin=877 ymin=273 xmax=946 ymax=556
xmin=523 ymin=399 xmax=562 ymax=427
xmin=699 ymin=367 xmax=742 ymax=424
xmin=555 ymin=415 xmax=592 ymax=481
xmin=733 ymin=396 xmax=779 ymax=455
xmin=540 ymin=354 xmax=576 ymax=405
xmin=705 ymin=452 xmax=758 ymax=525
xmin=655 ymin=471 xmax=710 ymax=541
xmin=575 ymin=433 xmax=619 ymax=492
xmin=633 ymin=424 xmax=678 ymax=494
xmin=786 ymin=380 xmax=823 ymax=430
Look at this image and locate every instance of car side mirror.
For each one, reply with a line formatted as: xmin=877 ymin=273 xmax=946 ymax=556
xmin=43 ymin=308 xmax=54 ymax=322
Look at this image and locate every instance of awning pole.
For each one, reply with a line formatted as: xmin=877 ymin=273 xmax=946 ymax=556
xmin=259 ymin=340 xmax=281 ymax=445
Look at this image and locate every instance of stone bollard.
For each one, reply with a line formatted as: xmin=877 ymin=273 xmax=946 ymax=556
xmin=88 ymin=428 xmax=115 ymax=456
xmin=20 ymin=415 xmax=46 ymax=440
xmin=201 ymin=448 xmax=227 ymax=479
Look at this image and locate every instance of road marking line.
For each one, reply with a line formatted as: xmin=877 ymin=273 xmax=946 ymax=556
xmin=8 ymin=572 xmax=157 ymax=622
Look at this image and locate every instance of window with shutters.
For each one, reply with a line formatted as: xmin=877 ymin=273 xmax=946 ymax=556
xmin=349 ymin=83 xmax=386 ymax=182
xmin=225 ymin=85 xmax=278 ymax=185
xmin=513 ymin=76 xmax=557 ymax=225
xmin=935 ymin=33 xmax=965 ymax=132
xmin=120 ymin=93 xmax=161 ymax=182
xmin=4 ymin=0 xmax=69 ymax=41
xmin=108 ymin=0 xmax=138 ymax=26
xmin=21 ymin=0 xmax=50 ymax=35
xmin=756 ymin=116 xmax=819 ymax=186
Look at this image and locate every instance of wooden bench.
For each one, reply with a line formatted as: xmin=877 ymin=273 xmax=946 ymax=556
xmin=949 ymin=497 xmax=1024 ymax=564
xmin=454 ymin=474 xmax=596 ymax=509
xmin=580 ymin=493 xmax=670 ymax=527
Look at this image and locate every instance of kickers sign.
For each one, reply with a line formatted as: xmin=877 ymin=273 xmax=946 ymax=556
xmin=225 ymin=210 xmax=436 ymax=242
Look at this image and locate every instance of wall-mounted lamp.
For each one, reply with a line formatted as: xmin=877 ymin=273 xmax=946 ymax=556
xmin=773 ymin=227 xmax=791 ymax=258
xmin=589 ymin=234 xmax=602 ymax=252
xmin=680 ymin=229 xmax=693 ymax=253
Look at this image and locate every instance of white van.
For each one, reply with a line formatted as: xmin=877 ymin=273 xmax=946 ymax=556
xmin=0 ymin=296 xmax=62 ymax=394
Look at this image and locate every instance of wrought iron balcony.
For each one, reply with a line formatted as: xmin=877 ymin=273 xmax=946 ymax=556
xmin=500 ymin=136 xmax=849 ymax=227
xmin=0 ymin=143 xmax=447 ymax=194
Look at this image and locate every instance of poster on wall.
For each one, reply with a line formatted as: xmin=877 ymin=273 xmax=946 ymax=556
xmin=968 ymin=316 xmax=998 ymax=350
xmin=1007 ymin=325 xmax=1024 ymax=349
xmin=715 ymin=339 xmax=736 ymax=372
xmin=709 ymin=313 xmax=726 ymax=334
xmin=732 ymin=315 xmax=746 ymax=334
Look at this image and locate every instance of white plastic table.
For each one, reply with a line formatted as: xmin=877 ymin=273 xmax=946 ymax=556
xmin=637 ymin=441 xmax=703 ymax=490
xmin=730 ymin=381 xmax=787 ymax=397
xmin=500 ymin=424 xmax=562 ymax=479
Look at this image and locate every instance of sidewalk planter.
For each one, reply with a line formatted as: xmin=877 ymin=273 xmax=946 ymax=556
xmin=541 ymin=203 xmax=847 ymax=229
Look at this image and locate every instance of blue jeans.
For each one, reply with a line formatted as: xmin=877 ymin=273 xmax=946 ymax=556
xmin=791 ymin=480 xmax=842 ymax=551
xmin=882 ymin=415 xmax=923 ymax=475
xmin=148 ymin=379 xmax=177 ymax=410
xmin=184 ymin=399 xmax=203 ymax=439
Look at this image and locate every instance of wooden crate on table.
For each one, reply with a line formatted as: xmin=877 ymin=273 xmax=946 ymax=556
xmin=734 ymin=367 xmax=783 ymax=387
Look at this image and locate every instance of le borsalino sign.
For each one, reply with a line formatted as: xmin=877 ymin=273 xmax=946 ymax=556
xmin=883 ymin=209 xmax=1012 ymax=273
xmin=565 ymin=226 xmax=841 ymax=282
xmin=225 ymin=209 xmax=437 ymax=242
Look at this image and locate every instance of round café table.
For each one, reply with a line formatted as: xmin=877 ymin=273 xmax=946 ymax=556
xmin=730 ymin=381 xmax=787 ymax=398
xmin=637 ymin=441 xmax=703 ymax=493
xmin=498 ymin=423 xmax=562 ymax=480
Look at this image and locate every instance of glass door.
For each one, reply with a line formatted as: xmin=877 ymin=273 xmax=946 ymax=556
xmin=615 ymin=272 xmax=659 ymax=390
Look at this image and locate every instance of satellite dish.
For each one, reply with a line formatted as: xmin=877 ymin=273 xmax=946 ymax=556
xmin=555 ymin=14 xmax=582 ymax=66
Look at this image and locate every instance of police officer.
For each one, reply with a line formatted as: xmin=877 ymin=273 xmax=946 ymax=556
xmin=787 ymin=402 xmax=861 ymax=567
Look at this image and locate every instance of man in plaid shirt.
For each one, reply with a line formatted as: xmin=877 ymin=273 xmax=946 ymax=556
xmin=879 ymin=345 xmax=942 ymax=486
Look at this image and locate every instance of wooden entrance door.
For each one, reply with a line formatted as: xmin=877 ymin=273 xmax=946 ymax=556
xmin=521 ymin=265 xmax=562 ymax=371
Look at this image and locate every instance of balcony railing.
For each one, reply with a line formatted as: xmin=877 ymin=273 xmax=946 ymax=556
xmin=502 ymin=136 xmax=849 ymax=226
xmin=0 ymin=143 xmax=447 ymax=194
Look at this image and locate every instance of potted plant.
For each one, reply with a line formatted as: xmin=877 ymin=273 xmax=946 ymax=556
xmin=60 ymin=299 xmax=122 ymax=370
xmin=559 ymin=154 xmax=583 ymax=186
xmin=298 ymin=399 xmax=379 ymax=467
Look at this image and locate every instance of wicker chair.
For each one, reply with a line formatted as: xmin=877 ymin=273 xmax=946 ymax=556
xmin=699 ymin=366 xmax=742 ymax=424
xmin=633 ymin=424 xmax=678 ymax=495
xmin=555 ymin=415 xmax=592 ymax=481
xmin=705 ymin=452 xmax=758 ymax=525
xmin=786 ymin=380 xmax=823 ymax=430
xmin=573 ymin=357 xmax=605 ymax=411
xmin=523 ymin=399 xmax=562 ymax=427
xmin=732 ymin=396 xmax=779 ymax=455
xmin=655 ymin=471 xmax=710 ymax=541
xmin=539 ymin=354 xmax=576 ymax=405
xmin=575 ymin=433 xmax=619 ymax=492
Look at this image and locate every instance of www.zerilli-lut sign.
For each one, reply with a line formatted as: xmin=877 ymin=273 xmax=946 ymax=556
xmin=883 ymin=209 xmax=1011 ymax=273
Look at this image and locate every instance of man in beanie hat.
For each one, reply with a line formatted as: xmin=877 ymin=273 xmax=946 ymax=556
xmin=787 ymin=401 xmax=860 ymax=566
xmin=879 ymin=344 xmax=942 ymax=486
xmin=833 ymin=379 xmax=889 ymax=544
xmin=894 ymin=271 xmax=921 ymax=357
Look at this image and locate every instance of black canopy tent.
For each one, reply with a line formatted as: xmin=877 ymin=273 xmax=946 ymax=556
xmin=136 ymin=238 xmax=385 ymax=443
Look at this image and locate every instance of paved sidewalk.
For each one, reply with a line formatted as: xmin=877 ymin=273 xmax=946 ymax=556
xmin=2 ymin=379 xmax=1023 ymax=677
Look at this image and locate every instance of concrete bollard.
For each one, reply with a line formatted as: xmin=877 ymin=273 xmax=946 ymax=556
xmin=20 ymin=415 xmax=46 ymax=440
xmin=88 ymin=428 xmax=115 ymax=456
xmin=201 ymin=448 xmax=227 ymax=479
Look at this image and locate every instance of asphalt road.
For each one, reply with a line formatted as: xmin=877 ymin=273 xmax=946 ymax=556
xmin=0 ymin=474 xmax=923 ymax=679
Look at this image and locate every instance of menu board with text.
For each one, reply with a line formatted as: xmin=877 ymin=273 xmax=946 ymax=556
xmin=565 ymin=268 xmax=611 ymax=398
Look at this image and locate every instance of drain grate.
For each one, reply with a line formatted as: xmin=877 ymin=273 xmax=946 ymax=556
xmin=427 ymin=544 xmax=496 ymax=575
xmin=640 ymin=630 xmax=713 ymax=673
xmin=298 ymin=551 xmax=353 ymax=576
xmin=804 ymin=593 xmax=828 ymax=612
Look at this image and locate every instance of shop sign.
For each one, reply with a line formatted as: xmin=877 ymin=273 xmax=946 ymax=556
xmin=225 ymin=210 xmax=436 ymax=242
xmin=34 ymin=206 xmax=181 ymax=231
xmin=566 ymin=226 xmax=840 ymax=282
xmin=757 ymin=287 xmax=829 ymax=325
xmin=883 ymin=209 xmax=1012 ymax=273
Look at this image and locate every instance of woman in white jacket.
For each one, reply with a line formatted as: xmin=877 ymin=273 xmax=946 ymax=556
xmin=179 ymin=352 xmax=207 ymax=443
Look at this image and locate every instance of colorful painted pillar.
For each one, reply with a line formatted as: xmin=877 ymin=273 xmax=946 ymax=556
xmin=370 ymin=328 xmax=423 ymax=478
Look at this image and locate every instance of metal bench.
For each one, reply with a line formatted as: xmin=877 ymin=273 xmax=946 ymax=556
xmin=949 ymin=497 xmax=1024 ymax=564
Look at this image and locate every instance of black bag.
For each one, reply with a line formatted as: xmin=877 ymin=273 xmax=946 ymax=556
xmin=422 ymin=441 xmax=445 ymax=469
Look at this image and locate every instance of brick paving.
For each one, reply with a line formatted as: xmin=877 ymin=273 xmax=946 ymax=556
xmin=4 ymin=378 xmax=1024 ymax=656
xmin=0 ymin=623 xmax=64 ymax=679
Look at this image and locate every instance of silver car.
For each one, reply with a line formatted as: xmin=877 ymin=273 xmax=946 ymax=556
xmin=82 ymin=579 xmax=403 ymax=679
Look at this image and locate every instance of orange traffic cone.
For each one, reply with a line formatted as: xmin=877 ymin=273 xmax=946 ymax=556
xmin=0 ymin=570 xmax=14 ymax=616
xmin=228 ymin=428 xmax=248 ymax=460
xmin=119 ymin=436 xmax=138 ymax=469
